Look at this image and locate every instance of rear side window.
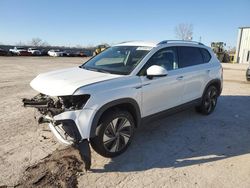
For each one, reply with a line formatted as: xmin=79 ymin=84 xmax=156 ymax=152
xmin=200 ymin=48 xmax=211 ymax=63
xmin=178 ymin=46 xmax=204 ymax=68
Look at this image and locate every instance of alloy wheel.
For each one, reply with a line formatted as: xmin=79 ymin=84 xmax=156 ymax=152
xmin=103 ymin=117 xmax=132 ymax=153
xmin=204 ymin=88 xmax=217 ymax=113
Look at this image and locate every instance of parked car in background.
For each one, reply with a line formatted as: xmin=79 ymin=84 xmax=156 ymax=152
xmin=48 ymin=49 xmax=64 ymax=57
xmin=63 ymin=50 xmax=76 ymax=57
xmin=63 ymin=50 xmax=88 ymax=57
xmin=40 ymin=49 xmax=49 ymax=56
xmin=0 ymin=48 xmax=8 ymax=56
xmin=28 ymin=48 xmax=41 ymax=56
xmin=9 ymin=47 xmax=32 ymax=56
xmin=246 ymin=65 xmax=250 ymax=81
xmin=75 ymin=51 xmax=88 ymax=57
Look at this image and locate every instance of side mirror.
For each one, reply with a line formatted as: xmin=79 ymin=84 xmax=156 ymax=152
xmin=146 ymin=65 xmax=168 ymax=79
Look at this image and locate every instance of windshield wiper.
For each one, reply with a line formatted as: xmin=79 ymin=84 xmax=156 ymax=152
xmin=96 ymin=69 xmax=111 ymax=74
xmin=79 ymin=66 xmax=96 ymax=71
xmin=80 ymin=66 xmax=110 ymax=74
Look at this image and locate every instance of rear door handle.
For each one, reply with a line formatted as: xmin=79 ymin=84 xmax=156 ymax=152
xmin=206 ymin=69 xmax=211 ymax=73
xmin=176 ymin=76 xmax=184 ymax=80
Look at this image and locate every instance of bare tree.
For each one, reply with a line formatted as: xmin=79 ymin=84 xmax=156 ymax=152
xmin=40 ymin=41 xmax=50 ymax=47
xmin=175 ymin=23 xmax=193 ymax=40
xmin=30 ymin=38 xmax=42 ymax=46
xmin=30 ymin=37 xmax=49 ymax=47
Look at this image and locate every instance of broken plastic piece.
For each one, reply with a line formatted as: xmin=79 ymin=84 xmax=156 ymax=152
xmin=76 ymin=139 xmax=91 ymax=171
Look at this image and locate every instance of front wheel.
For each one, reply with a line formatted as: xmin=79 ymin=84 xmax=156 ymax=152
xmin=90 ymin=110 xmax=135 ymax=158
xmin=196 ymin=85 xmax=218 ymax=115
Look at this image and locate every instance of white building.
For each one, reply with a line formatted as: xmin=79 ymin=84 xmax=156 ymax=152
xmin=236 ymin=27 xmax=250 ymax=64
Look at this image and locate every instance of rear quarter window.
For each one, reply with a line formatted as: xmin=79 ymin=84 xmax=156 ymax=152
xmin=200 ymin=48 xmax=211 ymax=63
xmin=178 ymin=46 xmax=204 ymax=68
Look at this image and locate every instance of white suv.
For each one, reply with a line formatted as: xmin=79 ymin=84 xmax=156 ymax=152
xmin=23 ymin=40 xmax=223 ymax=170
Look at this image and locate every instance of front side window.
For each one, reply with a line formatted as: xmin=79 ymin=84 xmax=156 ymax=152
xmin=138 ymin=47 xmax=178 ymax=76
xmin=178 ymin=46 xmax=204 ymax=68
xmin=81 ymin=46 xmax=152 ymax=75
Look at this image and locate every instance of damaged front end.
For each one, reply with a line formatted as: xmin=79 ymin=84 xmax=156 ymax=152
xmin=22 ymin=93 xmax=92 ymax=170
xmin=23 ymin=94 xmax=64 ymax=124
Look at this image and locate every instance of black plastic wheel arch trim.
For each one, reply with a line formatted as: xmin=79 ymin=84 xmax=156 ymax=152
xmin=90 ymin=98 xmax=141 ymax=138
xmin=202 ymin=79 xmax=222 ymax=97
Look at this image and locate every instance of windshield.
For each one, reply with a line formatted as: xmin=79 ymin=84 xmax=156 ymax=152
xmin=81 ymin=46 xmax=152 ymax=75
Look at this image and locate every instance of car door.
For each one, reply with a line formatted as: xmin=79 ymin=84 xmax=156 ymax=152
xmin=138 ymin=47 xmax=185 ymax=117
xmin=177 ymin=46 xmax=211 ymax=103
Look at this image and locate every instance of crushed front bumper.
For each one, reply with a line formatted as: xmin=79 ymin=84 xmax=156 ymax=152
xmin=37 ymin=114 xmax=92 ymax=170
xmin=22 ymin=96 xmax=93 ymax=170
xmin=48 ymin=122 xmax=73 ymax=145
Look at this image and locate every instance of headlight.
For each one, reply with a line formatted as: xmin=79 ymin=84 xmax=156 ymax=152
xmin=60 ymin=94 xmax=90 ymax=110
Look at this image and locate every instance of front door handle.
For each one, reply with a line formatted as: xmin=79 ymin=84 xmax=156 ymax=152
xmin=133 ymin=83 xmax=151 ymax=89
xmin=142 ymin=83 xmax=151 ymax=87
xmin=176 ymin=76 xmax=184 ymax=80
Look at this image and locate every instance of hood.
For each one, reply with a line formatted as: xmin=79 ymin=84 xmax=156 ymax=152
xmin=30 ymin=67 xmax=122 ymax=96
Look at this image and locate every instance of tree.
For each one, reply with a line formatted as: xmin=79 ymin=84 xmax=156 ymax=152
xmin=175 ymin=23 xmax=193 ymax=40
xmin=30 ymin=37 xmax=49 ymax=47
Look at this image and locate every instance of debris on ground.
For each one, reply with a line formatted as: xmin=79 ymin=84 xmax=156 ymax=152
xmin=16 ymin=147 xmax=84 ymax=188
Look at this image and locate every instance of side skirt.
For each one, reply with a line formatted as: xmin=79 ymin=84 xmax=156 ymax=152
xmin=141 ymin=98 xmax=202 ymax=124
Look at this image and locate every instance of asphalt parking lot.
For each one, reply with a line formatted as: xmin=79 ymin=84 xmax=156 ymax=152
xmin=0 ymin=57 xmax=250 ymax=187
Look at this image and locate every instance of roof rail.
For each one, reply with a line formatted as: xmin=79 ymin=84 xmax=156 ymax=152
xmin=119 ymin=41 xmax=134 ymax=44
xmin=158 ymin=40 xmax=204 ymax=46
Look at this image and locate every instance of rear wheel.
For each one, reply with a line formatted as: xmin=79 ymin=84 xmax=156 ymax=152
xmin=196 ymin=85 xmax=218 ymax=115
xmin=90 ymin=110 xmax=135 ymax=158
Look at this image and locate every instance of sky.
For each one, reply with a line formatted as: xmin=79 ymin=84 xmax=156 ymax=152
xmin=0 ymin=0 xmax=249 ymax=48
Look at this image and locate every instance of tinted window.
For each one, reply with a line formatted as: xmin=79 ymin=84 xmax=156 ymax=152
xmin=139 ymin=47 xmax=178 ymax=75
xmin=178 ymin=46 xmax=203 ymax=68
xmin=200 ymin=48 xmax=211 ymax=63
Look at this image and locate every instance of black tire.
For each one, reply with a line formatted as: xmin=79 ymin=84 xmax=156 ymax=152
xmin=196 ymin=85 xmax=218 ymax=115
xmin=90 ymin=110 xmax=135 ymax=158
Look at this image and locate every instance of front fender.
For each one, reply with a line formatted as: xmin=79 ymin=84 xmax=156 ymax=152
xmin=89 ymin=98 xmax=141 ymax=137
